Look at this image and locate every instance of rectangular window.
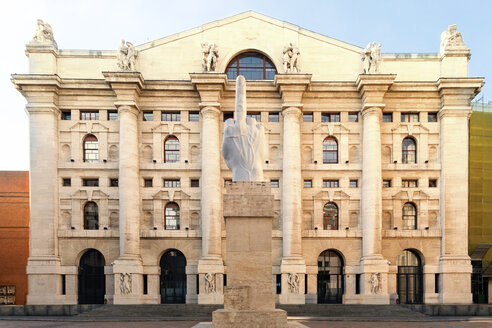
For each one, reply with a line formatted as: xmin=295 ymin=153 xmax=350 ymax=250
xmin=189 ymin=111 xmax=200 ymax=122
xmin=276 ymin=274 xmax=281 ymax=294
xmin=303 ymin=113 xmax=313 ymax=122
xmin=323 ymin=180 xmax=339 ymax=188
xmin=83 ymin=178 xmax=99 ymax=187
xmin=144 ymin=178 xmax=153 ymax=188
xmin=80 ymin=111 xmax=99 ymax=120
xmin=401 ymin=113 xmax=419 ymax=123
xmin=224 ymin=179 xmax=232 ymax=187
xmin=355 ymin=274 xmax=361 ymax=294
xmin=196 ymin=274 xmax=199 ymax=295
xmin=382 ymin=113 xmax=393 ymax=122
xmin=435 ymin=274 xmax=440 ymax=293
xmin=110 ymin=178 xmax=118 ymax=187
xmin=164 ymin=179 xmax=180 ymax=188
xmin=383 ymin=180 xmax=392 ymax=188
xmin=224 ymin=274 xmax=227 ymax=287
xmin=305 ymin=274 xmax=308 ymax=295
xmin=162 ymin=111 xmax=180 ymax=122
xmin=348 ymin=112 xmax=359 ymax=122
xmin=429 ymin=179 xmax=437 ymax=187
xmin=304 ymin=180 xmax=313 ymax=188
xmin=61 ymin=275 xmax=66 ymax=295
xmin=143 ymin=111 xmax=153 ymax=121
xmin=350 ymin=180 xmax=358 ymax=188
xmin=271 ymin=180 xmax=279 ymax=188
xmin=402 ymin=179 xmax=418 ymax=188
xmin=62 ymin=178 xmax=71 ymax=187
xmin=269 ymin=112 xmax=279 ymax=122
xmin=223 ymin=112 xmax=234 ymax=121
xmin=191 ymin=179 xmax=199 ymax=187
xmin=108 ymin=111 xmax=118 ymax=121
xmin=247 ymin=112 xmax=261 ymax=122
xmin=61 ymin=111 xmax=71 ymax=120
xmin=321 ymin=112 xmax=340 ymax=122
xmin=143 ymin=274 xmax=148 ymax=295
xmin=428 ymin=112 xmax=438 ymax=122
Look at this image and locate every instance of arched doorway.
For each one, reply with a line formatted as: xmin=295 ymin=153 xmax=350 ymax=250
xmin=78 ymin=249 xmax=105 ymax=304
xmin=397 ymin=249 xmax=423 ymax=304
xmin=160 ymin=249 xmax=186 ymax=304
xmin=317 ymin=250 xmax=344 ymax=304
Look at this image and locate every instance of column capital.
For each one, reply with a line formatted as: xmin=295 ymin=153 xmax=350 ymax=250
xmin=360 ymin=106 xmax=383 ymax=120
xmin=11 ymin=74 xmax=61 ymax=112
xmin=103 ymin=71 xmax=144 ymax=107
xmin=275 ymin=74 xmax=311 ymax=105
xmin=117 ymin=105 xmax=139 ymax=117
xmin=437 ymin=77 xmax=484 ymax=108
xmin=282 ymin=106 xmax=302 ymax=120
xmin=356 ymin=74 xmax=395 ymax=105
xmin=190 ymin=73 xmax=227 ymax=106
xmin=200 ymin=106 xmax=221 ymax=119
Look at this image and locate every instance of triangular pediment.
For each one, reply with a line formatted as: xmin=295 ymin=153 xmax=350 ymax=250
xmin=131 ymin=11 xmax=365 ymax=80
xmin=70 ymin=121 xmax=109 ymax=133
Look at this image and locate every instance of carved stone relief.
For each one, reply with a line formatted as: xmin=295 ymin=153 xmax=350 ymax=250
xmin=120 ymin=273 xmax=132 ymax=295
xmin=287 ymin=273 xmax=300 ymax=293
xmin=282 ymin=43 xmax=300 ymax=73
xmin=31 ymin=19 xmax=57 ymax=47
xmin=201 ymin=42 xmax=219 ymax=72
xmin=370 ymin=272 xmax=381 ymax=294
xmin=204 ymin=273 xmax=216 ymax=293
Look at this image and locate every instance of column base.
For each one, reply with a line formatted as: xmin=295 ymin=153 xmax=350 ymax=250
xmin=438 ymin=256 xmax=472 ymax=304
xmin=26 ymin=256 xmax=64 ymax=305
xmin=279 ymin=256 xmax=306 ymax=304
xmin=197 ymin=256 xmax=224 ymax=304
xmin=212 ymin=309 xmax=288 ymax=328
xmin=111 ymin=257 xmax=143 ymax=304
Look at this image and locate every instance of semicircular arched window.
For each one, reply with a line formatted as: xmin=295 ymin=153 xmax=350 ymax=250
xmin=226 ymin=52 xmax=277 ymax=80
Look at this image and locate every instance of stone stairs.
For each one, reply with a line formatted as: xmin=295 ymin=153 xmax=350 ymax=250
xmin=74 ymin=304 xmax=428 ymax=319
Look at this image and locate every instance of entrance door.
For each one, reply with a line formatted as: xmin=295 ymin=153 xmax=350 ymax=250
xmin=397 ymin=249 xmax=423 ymax=304
xmin=78 ymin=249 xmax=105 ymax=304
xmin=160 ymin=249 xmax=186 ymax=304
xmin=317 ymin=250 xmax=344 ymax=304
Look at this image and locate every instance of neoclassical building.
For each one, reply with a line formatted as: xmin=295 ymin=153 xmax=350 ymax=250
xmin=13 ymin=12 xmax=483 ymax=305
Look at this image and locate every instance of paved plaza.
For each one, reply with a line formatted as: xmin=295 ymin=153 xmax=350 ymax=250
xmin=1 ymin=318 xmax=492 ymax=328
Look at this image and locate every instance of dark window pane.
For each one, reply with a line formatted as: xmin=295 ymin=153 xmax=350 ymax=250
xmin=271 ymin=180 xmax=279 ymax=188
xmin=247 ymin=112 xmax=261 ymax=122
xmin=269 ymin=113 xmax=279 ymax=122
xmin=110 ymin=178 xmax=118 ymax=187
xmin=429 ymin=179 xmax=437 ymax=187
xmin=81 ymin=111 xmax=99 ymax=120
xmin=428 ymin=113 xmax=438 ymax=122
xmin=224 ymin=112 xmax=234 ymax=121
xmin=350 ymin=180 xmax=358 ymax=188
xmin=189 ymin=112 xmax=199 ymax=122
xmin=162 ymin=112 xmax=181 ymax=122
xmin=83 ymin=179 xmax=99 ymax=187
xmin=61 ymin=111 xmax=71 ymax=120
xmin=348 ymin=113 xmax=359 ymax=122
xmin=383 ymin=113 xmax=393 ymax=122
xmin=303 ymin=113 xmax=313 ymax=122
xmin=143 ymin=112 xmax=153 ymax=121
xmin=63 ymin=178 xmax=71 ymax=186
xmin=144 ymin=179 xmax=153 ymax=187
xmin=191 ymin=179 xmax=199 ymax=187
xmin=108 ymin=111 xmax=118 ymax=121
xmin=304 ymin=180 xmax=312 ymax=188
xmin=383 ymin=180 xmax=392 ymax=188
xmin=164 ymin=179 xmax=181 ymax=188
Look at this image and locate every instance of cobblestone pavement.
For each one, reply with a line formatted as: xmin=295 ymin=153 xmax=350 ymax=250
xmin=0 ymin=319 xmax=491 ymax=328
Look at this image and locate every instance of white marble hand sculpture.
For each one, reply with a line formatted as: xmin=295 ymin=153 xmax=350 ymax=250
xmin=222 ymin=75 xmax=267 ymax=181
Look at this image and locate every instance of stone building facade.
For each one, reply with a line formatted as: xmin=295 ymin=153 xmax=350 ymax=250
xmin=12 ymin=12 xmax=483 ymax=305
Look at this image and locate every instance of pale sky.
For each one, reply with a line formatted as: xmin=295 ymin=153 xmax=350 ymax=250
xmin=1 ymin=0 xmax=490 ymax=171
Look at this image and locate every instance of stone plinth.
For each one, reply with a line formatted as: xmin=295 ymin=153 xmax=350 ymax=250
xmin=212 ymin=181 xmax=288 ymax=327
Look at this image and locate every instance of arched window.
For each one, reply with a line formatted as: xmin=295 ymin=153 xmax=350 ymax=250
xmin=165 ymin=202 xmax=180 ymax=230
xmin=323 ymin=137 xmax=338 ymax=164
xmin=164 ymin=136 xmax=180 ymax=163
xmin=83 ymin=134 xmax=98 ymax=163
xmin=402 ymin=137 xmax=416 ymax=164
xmin=226 ymin=52 xmax=276 ymax=80
xmin=402 ymin=202 xmax=417 ymax=230
xmin=323 ymin=202 xmax=338 ymax=230
xmin=84 ymin=201 xmax=99 ymax=230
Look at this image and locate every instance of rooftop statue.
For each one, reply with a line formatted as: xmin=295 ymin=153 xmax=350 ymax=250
xmin=31 ymin=19 xmax=57 ymax=48
xmin=201 ymin=42 xmax=219 ymax=72
xmin=283 ymin=43 xmax=300 ymax=73
xmin=440 ymin=24 xmax=468 ymax=55
xmin=222 ymin=76 xmax=267 ymax=181
xmin=361 ymin=42 xmax=381 ymax=74
xmin=117 ymin=40 xmax=137 ymax=71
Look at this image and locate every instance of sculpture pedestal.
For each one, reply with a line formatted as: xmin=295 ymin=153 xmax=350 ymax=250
xmin=192 ymin=182 xmax=304 ymax=328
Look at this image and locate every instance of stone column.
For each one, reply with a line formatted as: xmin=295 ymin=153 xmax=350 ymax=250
xmin=275 ymin=74 xmax=311 ymax=304
xmin=437 ymin=77 xmax=483 ymax=304
xmin=104 ymin=72 xmax=144 ymax=304
xmin=190 ymin=73 xmax=227 ymax=304
xmin=355 ymin=74 xmax=395 ymax=304
xmin=12 ymin=74 xmax=63 ymax=304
